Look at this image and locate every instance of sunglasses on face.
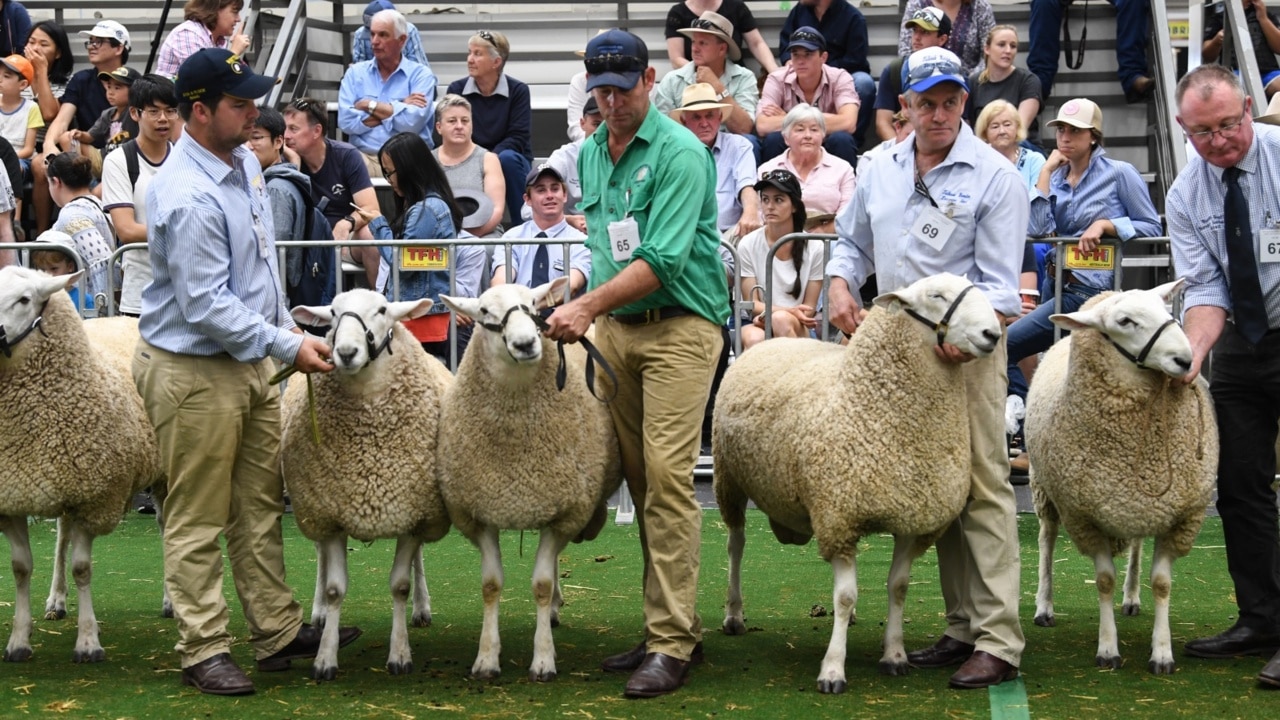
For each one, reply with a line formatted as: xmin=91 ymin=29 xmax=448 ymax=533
xmin=584 ymin=53 xmax=647 ymax=75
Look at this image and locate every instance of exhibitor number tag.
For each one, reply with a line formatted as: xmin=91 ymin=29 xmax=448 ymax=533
xmin=609 ymin=216 xmax=641 ymax=262
xmin=1261 ymin=228 xmax=1280 ymax=263
xmin=910 ymin=207 xmax=956 ymax=252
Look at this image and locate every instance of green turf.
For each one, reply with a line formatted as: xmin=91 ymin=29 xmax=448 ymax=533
xmin=0 ymin=510 xmax=1274 ymax=719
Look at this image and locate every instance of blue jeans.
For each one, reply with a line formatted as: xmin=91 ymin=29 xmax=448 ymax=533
xmin=1006 ymin=282 xmax=1106 ymax=401
xmin=496 ymin=149 xmax=531 ymax=228
xmin=851 ymin=70 xmax=875 ymax=147
xmin=1027 ymin=0 xmax=1150 ymax=98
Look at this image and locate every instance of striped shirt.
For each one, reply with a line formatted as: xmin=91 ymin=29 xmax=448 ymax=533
xmin=155 ymin=21 xmax=229 ymax=78
xmin=1169 ymin=123 xmax=1280 ymax=329
xmin=139 ymin=134 xmax=301 ymax=364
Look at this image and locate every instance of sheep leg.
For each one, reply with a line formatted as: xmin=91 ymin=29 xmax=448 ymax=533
xmin=312 ymin=536 xmax=348 ymax=681
xmin=43 ymin=517 xmax=69 ymax=621
xmin=1147 ymin=542 xmax=1176 ymax=675
xmin=879 ymin=536 xmax=917 ymax=676
xmin=1033 ymin=515 xmax=1059 ymax=627
xmin=817 ymin=555 xmax=857 ymax=694
xmin=529 ymin=530 xmax=568 ymax=682
xmin=1093 ymin=551 xmax=1122 ymax=669
xmin=550 ymin=554 xmax=563 ymax=629
xmin=387 ymin=535 xmax=419 ymax=676
xmin=1122 ymin=539 xmax=1143 ymax=617
xmin=470 ymin=526 xmax=504 ymax=680
xmin=311 ymin=540 xmax=328 ymax=627
xmin=723 ymin=519 xmax=747 ymax=636
xmin=2 ymin=516 xmax=34 ymax=662
xmin=410 ymin=545 xmax=431 ymax=628
xmin=66 ymin=523 xmax=104 ymax=663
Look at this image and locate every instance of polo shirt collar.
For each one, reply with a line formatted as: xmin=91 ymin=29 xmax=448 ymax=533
xmin=463 ymin=73 xmax=510 ymax=97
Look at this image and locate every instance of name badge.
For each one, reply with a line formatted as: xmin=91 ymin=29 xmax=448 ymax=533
xmin=609 ymin=217 xmax=641 ymax=263
xmin=1261 ymin=228 xmax=1280 ymax=264
xmin=910 ymin=207 xmax=956 ymax=252
xmin=252 ymin=213 xmax=269 ymax=259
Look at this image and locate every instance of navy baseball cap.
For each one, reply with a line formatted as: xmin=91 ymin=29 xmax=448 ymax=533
xmin=902 ymin=46 xmax=968 ymax=93
xmin=786 ymin=26 xmax=826 ymax=53
xmin=583 ymin=29 xmax=648 ymax=92
xmin=525 ymin=163 xmax=565 ymax=188
xmin=176 ymin=48 xmax=279 ymax=104
xmin=364 ymin=0 xmax=395 ymax=28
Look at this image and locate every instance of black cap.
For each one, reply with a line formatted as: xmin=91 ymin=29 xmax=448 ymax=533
xmin=98 ymin=66 xmax=142 ymax=86
xmin=583 ymin=95 xmax=600 ymax=115
xmin=175 ymin=48 xmax=279 ymax=104
xmin=754 ymin=169 xmax=802 ymax=198
xmin=525 ymin=163 xmax=565 ymax=188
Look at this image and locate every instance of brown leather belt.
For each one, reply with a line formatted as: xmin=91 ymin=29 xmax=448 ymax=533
xmin=609 ymin=306 xmax=695 ymax=325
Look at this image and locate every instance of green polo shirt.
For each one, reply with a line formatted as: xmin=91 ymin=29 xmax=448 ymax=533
xmin=578 ymin=104 xmax=730 ymax=324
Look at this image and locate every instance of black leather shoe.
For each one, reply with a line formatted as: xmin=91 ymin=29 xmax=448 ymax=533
xmin=1185 ymin=624 xmax=1280 ymax=659
xmin=907 ymin=636 xmax=975 ymax=669
xmin=181 ymin=653 xmax=254 ymax=696
xmin=624 ymin=653 xmax=690 ymax=698
xmin=602 ymin=640 xmax=704 ymax=672
xmin=950 ymin=651 xmax=1019 ymax=689
xmin=256 ymin=624 xmax=364 ymax=671
xmin=1260 ymin=648 xmax=1280 ymax=688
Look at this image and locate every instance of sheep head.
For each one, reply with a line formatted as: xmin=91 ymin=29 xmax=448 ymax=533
xmin=440 ymin=278 xmax=568 ymax=365
xmin=872 ymin=272 xmax=1002 ymax=357
xmin=291 ymin=289 xmax=433 ymax=374
xmin=1050 ymin=279 xmax=1193 ymax=378
xmin=0 ymin=266 xmax=83 ymax=360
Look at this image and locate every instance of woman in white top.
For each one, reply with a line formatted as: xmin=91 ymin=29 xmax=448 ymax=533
xmin=737 ymin=168 xmax=823 ymax=351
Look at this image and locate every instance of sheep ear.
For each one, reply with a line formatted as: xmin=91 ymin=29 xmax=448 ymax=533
xmin=388 ymin=298 xmax=434 ymax=322
xmin=1050 ymin=307 xmax=1099 ymax=332
xmin=60 ymin=270 xmax=85 ymax=292
xmin=871 ymin=290 xmax=907 ymax=310
xmin=1150 ymin=278 xmax=1186 ymax=305
xmin=533 ymin=276 xmax=571 ymax=310
xmin=291 ymin=304 xmax=335 ymax=327
xmin=439 ymin=294 xmax=482 ymax=320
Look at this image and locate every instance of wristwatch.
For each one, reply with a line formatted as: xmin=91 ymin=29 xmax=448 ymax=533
xmin=715 ymin=90 xmax=728 ymax=101
xmin=342 ymin=214 xmax=357 ymax=229
xmin=368 ymin=100 xmax=378 ymax=114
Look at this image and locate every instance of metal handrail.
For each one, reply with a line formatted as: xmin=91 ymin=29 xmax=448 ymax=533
xmin=6 ymin=242 xmax=95 ymax=316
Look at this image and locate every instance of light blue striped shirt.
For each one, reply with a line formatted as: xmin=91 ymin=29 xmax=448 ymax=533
xmin=492 ymin=218 xmax=590 ymax=286
xmin=1028 ymin=146 xmax=1162 ymax=289
xmin=139 ymin=134 xmax=301 ymax=364
xmin=1169 ymin=122 xmax=1280 ymax=329
xmin=338 ymin=58 xmax=437 ymax=153
xmin=712 ymin=131 xmax=757 ymax=232
xmin=827 ymin=123 xmax=1027 ymax=316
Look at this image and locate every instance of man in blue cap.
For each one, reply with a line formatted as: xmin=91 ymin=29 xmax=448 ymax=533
xmin=351 ymin=0 xmax=426 ymax=65
xmin=827 ymin=45 xmax=1027 ymax=689
xmin=133 ymin=48 xmax=361 ymax=696
xmin=543 ymin=28 xmax=728 ymax=699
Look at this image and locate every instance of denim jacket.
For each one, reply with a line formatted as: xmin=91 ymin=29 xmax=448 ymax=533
xmin=372 ymin=194 xmax=470 ymax=312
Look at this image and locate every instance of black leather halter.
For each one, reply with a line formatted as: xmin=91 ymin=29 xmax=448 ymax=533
xmin=903 ymin=285 xmax=975 ymax=347
xmin=480 ymin=303 xmax=618 ymax=402
xmin=333 ymin=311 xmax=394 ymax=363
xmin=0 ymin=304 xmax=49 ymax=358
xmin=1105 ymin=318 xmax=1177 ymax=369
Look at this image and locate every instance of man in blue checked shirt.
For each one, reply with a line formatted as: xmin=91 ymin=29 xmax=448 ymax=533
xmin=492 ymin=164 xmax=590 ymax=297
xmin=132 ymin=49 xmax=360 ymax=697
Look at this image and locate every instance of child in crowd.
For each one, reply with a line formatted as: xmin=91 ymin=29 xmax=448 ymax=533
xmin=0 ymin=53 xmax=43 ymax=225
xmin=63 ymin=65 xmax=140 ymax=171
xmin=30 ymin=229 xmax=93 ymax=311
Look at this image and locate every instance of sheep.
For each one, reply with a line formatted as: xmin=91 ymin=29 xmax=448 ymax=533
xmin=1026 ymin=281 xmax=1217 ymax=675
xmin=0 ymin=267 xmax=163 ymax=663
xmin=436 ymin=279 xmax=622 ymax=683
xmin=712 ymin=272 xmax=1003 ymax=694
xmin=282 ymin=289 xmax=455 ymax=680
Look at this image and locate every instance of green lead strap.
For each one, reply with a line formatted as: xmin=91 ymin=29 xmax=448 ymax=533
xmin=989 ymin=677 xmax=1031 ymax=720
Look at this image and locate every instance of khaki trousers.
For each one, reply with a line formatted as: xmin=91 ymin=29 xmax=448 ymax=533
xmin=595 ymin=314 xmax=723 ymax=661
xmin=360 ymin=151 xmax=385 ymax=180
xmin=133 ymin=342 xmax=302 ymax=668
xmin=935 ymin=336 xmax=1025 ymax=666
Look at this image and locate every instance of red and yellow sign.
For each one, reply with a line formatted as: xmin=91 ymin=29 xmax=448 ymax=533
xmin=1064 ymin=245 xmax=1115 ymax=270
xmin=401 ymin=246 xmax=448 ymax=270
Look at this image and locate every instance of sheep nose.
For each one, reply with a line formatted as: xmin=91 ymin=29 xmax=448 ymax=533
xmin=337 ymin=347 xmax=358 ymax=365
xmin=1173 ymin=356 xmax=1191 ymax=371
xmin=513 ymin=337 xmax=537 ymax=356
xmin=982 ymin=329 xmax=1001 ymax=344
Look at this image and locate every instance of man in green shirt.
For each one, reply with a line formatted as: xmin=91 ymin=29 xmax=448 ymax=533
xmin=544 ymin=28 xmax=728 ymax=700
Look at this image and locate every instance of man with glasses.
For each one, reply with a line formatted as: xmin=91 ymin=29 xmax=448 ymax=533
xmin=102 ymin=73 xmax=178 ymax=318
xmin=778 ymin=0 xmax=875 ymax=145
xmin=654 ymin=12 xmax=757 ymax=140
xmin=758 ymin=26 xmax=861 ymax=165
xmin=543 ymin=29 xmax=728 ymax=699
xmin=1168 ymin=64 xmax=1280 ymax=687
xmin=338 ymin=7 xmax=435 ymax=177
xmin=875 ymin=7 xmax=950 ymax=142
xmin=826 ymin=46 xmax=1027 ymax=690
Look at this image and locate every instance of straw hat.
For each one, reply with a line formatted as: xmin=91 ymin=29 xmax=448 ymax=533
xmin=669 ymin=83 xmax=730 ymax=122
xmin=1256 ymin=93 xmax=1280 ymax=126
xmin=677 ymin=11 xmax=740 ymax=62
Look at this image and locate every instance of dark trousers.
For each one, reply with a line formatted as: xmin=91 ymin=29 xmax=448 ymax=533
xmin=1211 ymin=323 xmax=1280 ymax=631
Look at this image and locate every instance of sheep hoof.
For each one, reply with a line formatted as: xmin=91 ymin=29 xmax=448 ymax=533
xmin=160 ymin=606 xmax=174 ymax=619
xmin=722 ymin=618 xmax=747 ymax=636
xmin=1148 ymin=658 xmax=1175 ymax=675
xmin=411 ymin=611 xmax=432 ymax=628
xmin=817 ymin=678 xmax=847 ymax=694
xmin=44 ymin=608 xmax=66 ymax=621
xmin=1033 ymin=613 xmax=1055 ymax=628
xmin=1122 ymin=602 xmax=1141 ymax=617
xmin=550 ymin=613 xmax=560 ymax=629
xmin=1095 ymin=654 xmax=1122 ymax=670
xmin=312 ymin=664 xmax=339 ymax=681
xmin=878 ymin=659 xmax=911 ymax=676
xmin=387 ymin=660 xmax=414 ymax=676
xmin=470 ymin=666 xmax=501 ymax=681
xmin=72 ymin=648 xmax=105 ymax=664
xmin=529 ymin=668 xmax=557 ymax=683
xmin=3 ymin=647 xmax=32 ymax=663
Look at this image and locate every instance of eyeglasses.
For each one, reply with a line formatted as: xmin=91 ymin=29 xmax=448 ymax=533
xmin=906 ymin=57 xmax=963 ymax=85
xmin=789 ymin=29 xmax=826 ymax=50
xmin=382 ymin=167 xmax=397 ymax=179
xmin=476 ymin=29 xmax=494 ymax=43
xmin=1182 ymin=106 xmax=1248 ymax=143
xmin=84 ymin=38 xmax=109 ymax=49
xmin=141 ymin=107 xmax=179 ymax=119
xmin=584 ymin=53 xmax=646 ymax=75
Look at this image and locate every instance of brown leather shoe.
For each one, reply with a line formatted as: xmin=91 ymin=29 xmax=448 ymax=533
xmin=1260 ymin=648 xmax=1280 ymax=688
xmin=624 ymin=652 xmax=691 ymax=698
xmin=950 ymin=650 xmax=1019 ymax=689
xmin=907 ymin=635 xmax=975 ymax=669
xmin=181 ymin=653 xmax=254 ymax=696
xmin=256 ymin=623 xmax=364 ymax=672
xmin=1009 ymin=451 xmax=1030 ymax=474
xmin=602 ymin=640 xmax=704 ymax=673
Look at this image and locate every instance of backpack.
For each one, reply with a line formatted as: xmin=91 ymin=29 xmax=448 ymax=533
xmin=270 ymin=173 xmax=336 ymax=308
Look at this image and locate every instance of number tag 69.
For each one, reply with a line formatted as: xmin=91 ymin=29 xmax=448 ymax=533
xmin=911 ymin=207 xmax=957 ymax=252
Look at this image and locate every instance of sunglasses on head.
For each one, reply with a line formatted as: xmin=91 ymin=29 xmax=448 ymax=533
xmin=690 ymin=18 xmax=723 ymax=33
xmin=760 ymin=169 xmax=798 ymax=186
xmin=790 ymin=30 xmax=825 ymax=50
xmin=584 ymin=53 xmax=646 ymax=75
xmin=477 ymin=29 xmax=495 ymax=43
xmin=906 ymin=58 xmax=962 ymax=84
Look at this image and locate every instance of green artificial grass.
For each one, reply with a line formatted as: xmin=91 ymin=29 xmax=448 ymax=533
xmin=0 ymin=510 xmax=1274 ymax=719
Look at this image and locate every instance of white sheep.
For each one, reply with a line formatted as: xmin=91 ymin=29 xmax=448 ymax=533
xmin=0 ymin=267 xmax=163 ymax=663
xmin=283 ymin=289 xmax=455 ymax=680
xmin=712 ymin=272 xmax=1003 ymax=694
xmin=437 ymin=280 xmax=622 ymax=682
xmin=1026 ymin=281 xmax=1217 ymax=674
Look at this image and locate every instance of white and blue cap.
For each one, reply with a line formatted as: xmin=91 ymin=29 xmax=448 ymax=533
xmin=902 ymin=46 xmax=968 ymax=94
xmin=583 ymin=29 xmax=648 ymax=92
